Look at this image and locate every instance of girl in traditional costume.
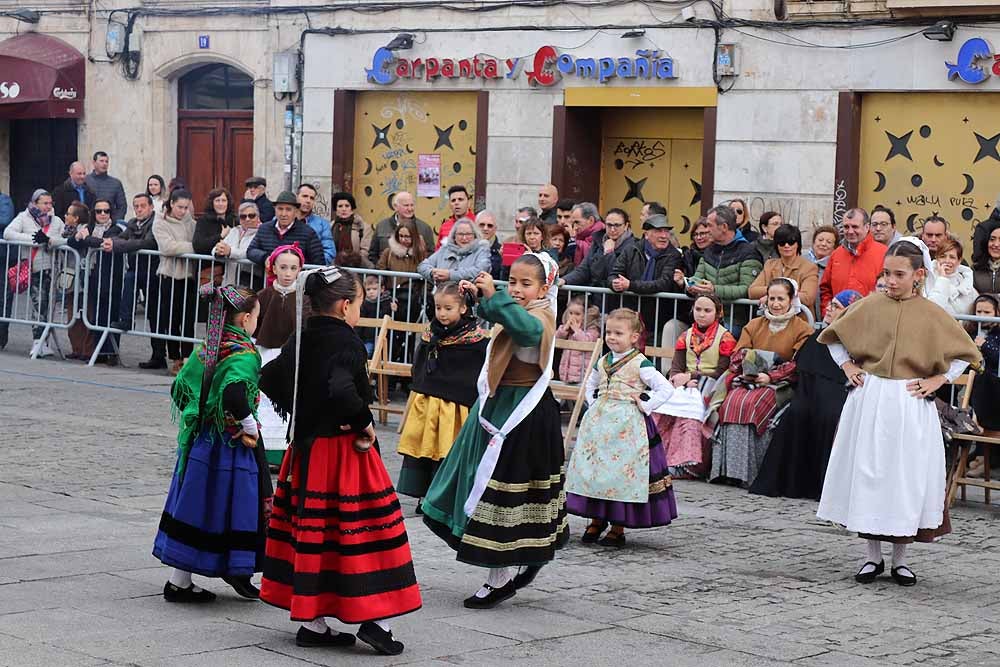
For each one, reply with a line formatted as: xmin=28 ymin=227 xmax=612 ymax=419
xmin=153 ymin=284 xmax=271 ymax=603
xmin=255 ymin=243 xmax=306 ymax=466
xmin=565 ymin=308 xmax=678 ymax=547
xmin=818 ymin=239 xmax=981 ymax=586
xmin=397 ymin=282 xmax=489 ymax=500
xmin=258 ymin=266 xmax=421 ymax=655
xmin=655 ymin=294 xmax=736 ymax=479
xmin=421 ymin=253 xmax=568 ymax=610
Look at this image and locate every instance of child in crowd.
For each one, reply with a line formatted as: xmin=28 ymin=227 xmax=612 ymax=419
xmin=154 ymin=285 xmax=270 ymax=603
xmin=255 ymin=243 xmax=305 ymax=465
xmin=422 ymin=253 xmax=567 ymax=609
xmin=655 ymin=294 xmax=737 ymax=479
xmin=360 ymin=274 xmax=396 ymax=357
xmin=927 ymin=236 xmax=977 ymax=316
xmin=967 ymin=294 xmax=1000 ymax=478
xmin=397 ymin=283 xmax=489 ymax=501
xmin=555 ymin=297 xmax=601 ymax=384
xmin=565 ymin=308 xmax=678 ymax=547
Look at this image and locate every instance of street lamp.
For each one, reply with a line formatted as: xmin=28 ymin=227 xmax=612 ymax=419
xmin=922 ymin=20 xmax=956 ymax=42
xmin=3 ymin=9 xmax=41 ymax=23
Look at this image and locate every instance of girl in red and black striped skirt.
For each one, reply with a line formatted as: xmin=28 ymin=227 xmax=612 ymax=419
xmin=259 ymin=266 xmax=421 ymax=655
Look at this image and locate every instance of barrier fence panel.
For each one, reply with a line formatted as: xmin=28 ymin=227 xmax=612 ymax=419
xmin=0 ymin=240 xmax=81 ymax=359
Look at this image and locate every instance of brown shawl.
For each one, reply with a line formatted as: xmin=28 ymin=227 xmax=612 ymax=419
xmin=485 ymin=298 xmax=556 ymax=396
xmin=818 ymin=293 xmax=981 ymax=379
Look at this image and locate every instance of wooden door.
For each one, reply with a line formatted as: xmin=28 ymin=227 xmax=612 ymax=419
xmin=10 ymin=118 xmax=78 ymax=213
xmin=178 ymin=111 xmax=253 ymax=208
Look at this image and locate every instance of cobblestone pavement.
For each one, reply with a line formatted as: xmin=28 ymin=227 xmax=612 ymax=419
xmin=2 ymin=330 xmax=1000 ymax=667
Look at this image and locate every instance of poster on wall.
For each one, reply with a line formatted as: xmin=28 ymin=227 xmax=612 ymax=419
xmin=417 ymin=154 xmax=441 ymax=198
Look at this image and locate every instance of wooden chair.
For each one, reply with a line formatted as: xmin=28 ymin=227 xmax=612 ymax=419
xmin=361 ymin=315 xmax=427 ymax=425
xmin=551 ymin=337 xmax=603 ymax=451
xmin=946 ymin=372 xmax=1000 ymax=507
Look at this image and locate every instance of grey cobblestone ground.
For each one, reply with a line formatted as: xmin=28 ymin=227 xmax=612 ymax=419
xmin=2 ymin=329 xmax=1000 ymax=666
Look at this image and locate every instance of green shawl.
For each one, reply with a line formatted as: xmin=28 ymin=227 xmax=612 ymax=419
xmin=170 ymin=324 xmax=261 ymax=476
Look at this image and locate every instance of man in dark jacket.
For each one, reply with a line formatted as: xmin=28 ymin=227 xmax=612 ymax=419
xmin=247 ymin=190 xmax=326 ymax=267
xmin=52 ymin=161 xmax=97 ymax=219
xmin=244 ymin=176 xmax=275 ymax=223
xmin=562 ymin=212 xmax=637 ymax=288
xmin=475 ymin=210 xmax=503 ymax=279
xmin=368 ymin=191 xmax=437 ymax=264
xmin=85 ymin=152 xmax=128 ymax=221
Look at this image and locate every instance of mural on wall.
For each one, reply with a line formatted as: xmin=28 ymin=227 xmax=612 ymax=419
xmin=859 ymin=92 xmax=1000 ymax=243
xmin=353 ymin=91 xmax=478 ymax=229
xmin=598 ymin=108 xmax=703 ymax=235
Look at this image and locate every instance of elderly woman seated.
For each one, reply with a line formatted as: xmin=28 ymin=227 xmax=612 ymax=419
xmin=417 ymin=219 xmax=491 ymax=289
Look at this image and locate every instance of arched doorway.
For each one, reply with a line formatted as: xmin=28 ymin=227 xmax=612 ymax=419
xmin=177 ymin=63 xmax=253 ymax=210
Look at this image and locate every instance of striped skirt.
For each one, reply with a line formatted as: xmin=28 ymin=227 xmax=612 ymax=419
xmin=260 ymin=434 xmax=422 ymax=624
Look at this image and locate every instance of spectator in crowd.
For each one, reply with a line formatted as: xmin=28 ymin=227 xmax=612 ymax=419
xmin=52 ymin=161 xmax=96 ymax=218
xmin=681 ymin=217 xmax=712 ymax=276
xmin=920 ymin=215 xmax=949 ymax=256
xmin=297 ymin=183 xmax=336 ymax=264
xmin=436 ymin=185 xmax=475 ymax=249
xmin=570 ymin=202 xmax=604 ymax=265
xmin=927 ymin=235 xmax=977 ymax=316
xmin=870 ymin=205 xmax=901 ymax=246
xmin=555 ymin=297 xmax=601 ymax=384
xmin=712 ymin=277 xmax=813 ymax=487
xmin=548 ymin=225 xmax=575 ymax=276
xmin=244 ymin=176 xmax=275 ymax=223
xmin=62 ymin=202 xmax=96 ymax=361
xmin=68 ymin=200 xmax=124 ymax=364
xmin=153 ymin=189 xmax=198 ymax=375
xmin=804 ymin=224 xmax=839 ymax=282
xmin=167 ymin=178 xmax=187 ymax=198
xmin=0 ymin=187 xmax=12 ymax=233
xmin=729 ymin=198 xmax=756 ymax=242
xmin=507 ymin=206 xmax=537 ymax=242
xmin=86 ymin=151 xmax=127 ymax=221
xmin=418 ymin=219 xmax=491 ymax=289
xmin=331 ymin=191 xmax=373 ymax=264
xmin=972 ymin=218 xmax=1000 ymax=295
xmin=217 ymin=201 xmax=263 ymax=288
xmin=193 ymin=188 xmax=235 ymax=255
xmin=754 ymin=212 xmax=782 ymax=262
xmin=538 ymin=183 xmax=559 ymax=225
xmin=247 ymin=191 xmax=325 ymax=267
xmin=642 ymin=202 xmax=676 ymax=248
xmin=688 ymin=205 xmax=763 ymax=333
xmin=109 ymin=193 xmax=165 ymax=367
xmin=2 ymin=189 xmax=66 ymax=357
xmin=967 ymin=293 xmax=1000 ymax=479
xmin=146 ymin=174 xmax=167 ymax=212
xmin=476 ymin=210 xmax=503 ymax=279
xmin=516 ymin=217 xmax=553 ymax=258
xmin=555 ymin=198 xmax=576 ymax=231
xmin=369 ymin=191 xmax=436 ymax=264
xmin=748 ymin=224 xmax=819 ymax=312
xmin=376 ymin=219 xmax=428 ymax=323
xmin=563 ymin=207 xmax=636 ymax=288
xmin=818 ymin=207 xmax=886 ymax=315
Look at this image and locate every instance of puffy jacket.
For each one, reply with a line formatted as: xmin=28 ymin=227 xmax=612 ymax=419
xmin=611 ymin=240 xmax=684 ymax=294
xmin=247 ymin=219 xmax=325 ymax=267
xmin=564 ymin=230 xmax=637 ymax=287
xmin=417 ymin=224 xmax=491 ymax=284
xmin=2 ymin=209 xmax=66 ymax=272
xmin=974 ymin=266 xmax=1000 ymax=295
xmin=818 ymin=233 xmax=887 ymax=314
xmin=691 ymin=235 xmax=763 ymax=301
xmin=556 ymin=323 xmax=600 ymax=383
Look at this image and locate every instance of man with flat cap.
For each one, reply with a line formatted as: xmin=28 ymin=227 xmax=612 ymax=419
xmin=245 ymin=176 xmax=275 ymax=224
xmin=247 ymin=190 xmax=326 ymax=267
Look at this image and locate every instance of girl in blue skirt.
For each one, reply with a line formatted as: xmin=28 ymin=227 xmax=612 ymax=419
xmin=153 ymin=284 xmax=272 ymax=603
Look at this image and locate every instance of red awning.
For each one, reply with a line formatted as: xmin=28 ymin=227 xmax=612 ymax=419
xmin=0 ymin=32 xmax=85 ymax=119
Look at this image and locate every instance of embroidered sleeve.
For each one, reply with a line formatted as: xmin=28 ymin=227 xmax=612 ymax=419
xmin=719 ymin=332 xmax=738 ymax=357
xmin=767 ymin=359 xmax=798 ymax=384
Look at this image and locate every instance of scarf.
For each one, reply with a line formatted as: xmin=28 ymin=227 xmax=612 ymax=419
xmin=171 ymin=323 xmax=260 ymax=477
xmin=422 ymin=316 xmax=487 ymax=374
xmin=688 ymin=320 xmax=721 ymax=356
xmin=641 ymin=239 xmax=670 ymax=282
xmin=763 ymin=307 xmax=798 ymax=333
xmin=332 ymin=216 xmax=355 ymax=254
xmin=28 ymin=205 xmax=50 ymax=229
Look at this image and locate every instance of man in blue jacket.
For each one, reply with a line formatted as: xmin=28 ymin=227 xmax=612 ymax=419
xmin=246 ymin=190 xmax=326 ymax=267
xmin=297 ymin=183 xmax=336 ymax=264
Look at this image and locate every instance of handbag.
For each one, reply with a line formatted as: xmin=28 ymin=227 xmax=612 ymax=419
xmin=6 ymin=258 xmax=31 ymax=293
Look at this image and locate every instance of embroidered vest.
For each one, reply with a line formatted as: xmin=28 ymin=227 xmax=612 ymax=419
xmin=597 ymin=350 xmax=646 ymax=402
xmin=685 ymin=327 xmax=725 ymax=377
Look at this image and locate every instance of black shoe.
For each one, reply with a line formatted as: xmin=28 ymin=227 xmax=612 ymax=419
xmin=598 ymin=531 xmax=626 ymax=548
xmin=295 ymin=626 xmax=357 ymax=648
xmin=512 ymin=565 xmax=543 ymax=590
xmin=111 ymin=319 xmax=131 ymax=332
xmin=0 ymin=328 xmax=7 ymax=350
xmin=139 ymin=357 xmax=167 ymax=370
xmin=222 ymin=575 xmax=259 ymax=599
xmin=162 ymin=581 xmax=217 ymax=603
xmin=463 ymin=579 xmax=516 ymax=610
xmin=415 ymin=500 xmax=423 ymax=515
xmin=854 ymin=559 xmax=885 ymax=584
xmin=891 ymin=565 xmax=917 ymax=587
xmin=357 ymin=622 xmax=404 ymax=656
xmin=581 ymin=521 xmax=607 ymax=544
xmin=98 ymin=355 xmax=119 ymax=367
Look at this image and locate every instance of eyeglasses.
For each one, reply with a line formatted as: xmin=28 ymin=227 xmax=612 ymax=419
xmin=239 ymin=213 xmax=258 ymax=220
xmin=733 ymin=209 xmax=744 ymax=215
xmin=872 ymin=221 xmax=892 ymax=228
xmin=479 ymin=223 xmax=496 ymax=229
xmin=454 ymin=232 xmax=475 ymax=238
xmin=95 ymin=208 xmax=111 ymax=214
xmin=606 ymin=223 xmax=626 ymax=229
xmin=777 ymin=240 xmax=798 ymax=247
xmin=516 ymin=217 xmax=531 ymax=223
xmin=693 ymin=231 xmax=712 ymax=238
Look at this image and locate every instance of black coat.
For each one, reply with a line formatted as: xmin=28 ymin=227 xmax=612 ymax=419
xmin=51 ymin=178 xmax=97 ymax=220
xmin=254 ymin=194 xmax=275 ymax=224
xmin=563 ymin=230 xmax=638 ymax=288
xmin=611 ymin=241 xmax=684 ymax=294
xmin=68 ymin=222 xmax=125 ymax=324
xmin=260 ymin=316 xmax=375 ymax=442
xmin=246 ymin=220 xmax=325 ymax=267
xmin=193 ymin=213 xmax=235 ymax=255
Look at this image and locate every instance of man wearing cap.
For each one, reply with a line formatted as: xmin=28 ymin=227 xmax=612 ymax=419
xmin=610 ymin=213 xmax=684 ymax=295
xmin=246 ymin=190 xmax=326 ymax=267
xmin=244 ymin=176 xmax=275 ymax=223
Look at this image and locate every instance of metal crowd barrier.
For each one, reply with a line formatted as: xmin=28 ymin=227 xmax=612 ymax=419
xmin=0 ymin=240 xmax=81 ymax=359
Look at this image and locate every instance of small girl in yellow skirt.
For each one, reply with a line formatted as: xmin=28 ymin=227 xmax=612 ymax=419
xmin=397 ymin=282 xmax=489 ymax=501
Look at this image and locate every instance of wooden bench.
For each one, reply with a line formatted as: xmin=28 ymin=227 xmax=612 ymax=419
xmin=360 ymin=315 xmax=427 ymax=425
xmin=551 ymin=336 xmax=603 ymax=451
xmin=946 ymin=373 xmax=1000 ymax=507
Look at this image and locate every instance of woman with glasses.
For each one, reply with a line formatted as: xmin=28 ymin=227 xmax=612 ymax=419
xmin=218 ymin=201 xmax=263 ymax=288
xmin=729 ymin=198 xmax=756 ymax=242
xmin=747 ymin=224 xmax=819 ymax=312
xmin=418 ymin=219 xmax=491 ymax=288
xmin=753 ymin=212 xmax=782 ymax=262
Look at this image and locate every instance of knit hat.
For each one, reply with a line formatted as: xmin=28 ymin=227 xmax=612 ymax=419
xmin=833 ymin=289 xmax=863 ymax=308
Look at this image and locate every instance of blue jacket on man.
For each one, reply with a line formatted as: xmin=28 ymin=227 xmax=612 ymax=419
xmin=304 ymin=212 xmax=337 ymax=264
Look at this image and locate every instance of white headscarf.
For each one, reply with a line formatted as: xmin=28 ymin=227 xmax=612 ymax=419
xmin=894 ymin=236 xmax=936 ymax=296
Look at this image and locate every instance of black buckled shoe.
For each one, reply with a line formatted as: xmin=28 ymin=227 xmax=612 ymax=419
xmin=598 ymin=531 xmax=626 ymax=548
xmin=463 ymin=579 xmax=516 ymax=609
xmin=854 ymin=560 xmax=885 ymax=584
xmin=295 ymin=626 xmax=357 ymax=648
xmin=357 ymin=622 xmax=404 ymax=655
xmin=222 ymin=575 xmax=260 ymax=599
xmin=891 ymin=565 xmax=917 ymax=587
xmin=512 ymin=565 xmax=543 ymax=590
xmin=163 ymin=581 xmax=217 ymax=603
xmin=581 ymin=521 xmax=607 ymax=544
xmin=139 ymin=357 xmax=167 ymax=370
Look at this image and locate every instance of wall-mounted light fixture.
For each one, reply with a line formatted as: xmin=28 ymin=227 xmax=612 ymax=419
xmin=923 ymin=20 xmax=956 ymax=42
xmin=4 ymin=9 xmax=41 ymax=23
xmin=621 ymin=30 xmax=646 ymax=39
xmin=385 ymin=33 xmax=415 ymax=51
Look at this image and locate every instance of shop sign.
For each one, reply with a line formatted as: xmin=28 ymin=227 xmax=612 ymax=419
xmin=53 ymin=87 xmax=77 ymax=100
xmin=946 ymin=37 xmax=1000 ymax=84
xmin=365 ymin=45 xmax=677 ymax=86
xmin=0 ymin=81 xmax=20 ymax=99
